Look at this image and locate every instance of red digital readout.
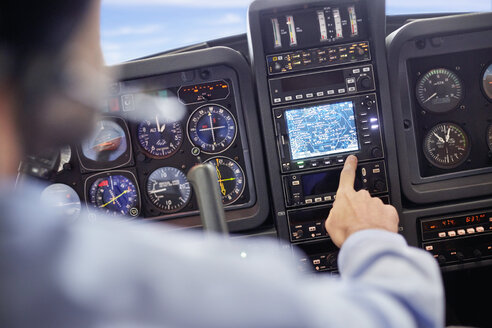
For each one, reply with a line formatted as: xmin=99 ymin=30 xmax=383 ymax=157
xmin=466 ymin=214 xmax=486 ymax=223
xmin=423 ymin=212 xmax=489 ymax=233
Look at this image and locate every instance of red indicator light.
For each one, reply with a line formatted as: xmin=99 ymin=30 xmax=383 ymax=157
xmin=202 ymin=125 xmax=208 ymax=129
xmin=98 ymin=180 xmax=109 ymax=187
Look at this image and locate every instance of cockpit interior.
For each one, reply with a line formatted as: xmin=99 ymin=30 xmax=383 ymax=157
xmin=25 ymin=0 xmax=492 ymax=326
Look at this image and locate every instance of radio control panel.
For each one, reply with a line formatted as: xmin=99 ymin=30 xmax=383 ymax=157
xmin=284 ymin=160 xmax=388 ymax=208
xmin=421 ymin=210 xmax=492 ymax=267
xmin=267 ymin=41 xmax=371 ymax=76
xmin=288 ymin=196 xmax=390 ymax=243
xmin=269 ymin=64 xmax=375 ymax=105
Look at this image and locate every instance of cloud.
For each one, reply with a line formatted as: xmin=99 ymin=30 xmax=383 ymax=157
xmin=103 ymin=0 xmax=253 ymax=7
xmin=102 ymin=24 xmax=163 ymax=37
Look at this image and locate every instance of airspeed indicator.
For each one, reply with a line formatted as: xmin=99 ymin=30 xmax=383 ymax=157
xmin=416 ymin=68 xmax=463 ymax=113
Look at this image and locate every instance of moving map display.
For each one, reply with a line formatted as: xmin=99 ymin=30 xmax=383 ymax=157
xmin=285 ymin=101 xmax=359 ymax=160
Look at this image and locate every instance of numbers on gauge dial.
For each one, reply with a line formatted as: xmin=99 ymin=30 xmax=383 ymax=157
xmin=138 ymin=116 xmax=183 ymax=158
xmin=423 ymin=123 xmax=470 ymax=169
xmin=147 ymin=167 xmax=191 ymax=213
xmin=416 ymin=68 xmax=463 ymax=113
xmin=187 ymin=104 xmax=237 ymax=154
xmin=89 ymin=175 xmax=139 ymax=217
xmin=205 ymin=157 xmax=245 ymax=206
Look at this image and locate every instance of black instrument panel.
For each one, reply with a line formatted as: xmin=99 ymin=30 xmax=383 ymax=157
xmin=44 ymin=48 xmax=270 ymax=231
xmin=386 ymin=14 xmax=492 ymax=205
xmin=408 ymin=48 xmax=492 ymax=178
xmin=249 ymin=0 xmax=397 ymax=273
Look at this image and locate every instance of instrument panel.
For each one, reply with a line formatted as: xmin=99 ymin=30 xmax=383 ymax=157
xmin=249 ymin=0 xmax=395 ymax=273
xmin=43 ymin=55 xmax=269 ymax=230
xmin=408 ymin=48 xmax=492 ymax=179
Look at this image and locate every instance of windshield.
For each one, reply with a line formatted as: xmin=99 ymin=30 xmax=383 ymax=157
xmin=101 ymin=0 xmax=492 ymax=65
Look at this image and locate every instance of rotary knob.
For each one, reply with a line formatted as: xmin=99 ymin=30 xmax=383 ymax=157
xmin=358 ymin=76 xmax=373 ymax=90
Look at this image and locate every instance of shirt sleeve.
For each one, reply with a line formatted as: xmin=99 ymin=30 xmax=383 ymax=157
xmin=335 ymin=229 xmax=445 ymax=328
xmin=50 ymin=219 xmax=444 ymax=328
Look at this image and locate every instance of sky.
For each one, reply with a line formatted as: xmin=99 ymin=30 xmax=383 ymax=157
xmin=101 ymin=0 xmax=492 ymax=65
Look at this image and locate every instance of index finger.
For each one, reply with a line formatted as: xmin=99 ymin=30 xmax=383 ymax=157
xmin=337 ymin=155 xmax=358 ymax=192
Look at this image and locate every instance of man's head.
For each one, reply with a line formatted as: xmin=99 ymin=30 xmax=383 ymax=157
xmin=0 ymin=0 xmax=103 ymax=171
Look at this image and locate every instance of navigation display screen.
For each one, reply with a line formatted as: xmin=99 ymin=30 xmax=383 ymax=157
xmin=285 ymin=101 xmax=359 ymax=160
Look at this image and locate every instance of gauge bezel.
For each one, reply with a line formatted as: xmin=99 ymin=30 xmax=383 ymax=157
xmin=137 ymin=119 xmax=184 ymax=159
xmin=480 ymin=62 xmax=492 ymax=103
xmin=145 ymin=167 xmax=192 ymax=214
xmin=205 ymin=156 xmax=246 ymax=206
xmin=41 ymin=183 xmax=82 ymax=219
xmin=84 ymin=170 xmax=141 ymax=218
xmin=76 ymin=116 xmax=134 ymax=173
xmin=487 ymin=124 xmax=492 ymax=152
xmin=186 ymin=103 xmax=238 ymax=155
xmin=422 ymin=122 xmax=471 ymax=170
xmin=415 ymin=68 xmax=464 ymax=114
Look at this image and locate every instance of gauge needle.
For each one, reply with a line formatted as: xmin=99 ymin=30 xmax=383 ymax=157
xmin=446 ymin=127 xmax=451 ymax=142
xmin=216 ymin=159 xmax=226 ymax=196
xmin=100 ymin=190 xmax=129 ymax=208
xmin=433 ymin=132 xmax=445 ymax=143
xmin=219 ymin=178 xmax=236 ymax=182
xmin=160 ymin=123 xmax=166 ymax=133
xmin=155 ymin=116 xmax=162 ymax=133
xmin=209 ymin=113 xmax=216 ymax=143
xmin=423 ymin=92 xmax=438 ymax=103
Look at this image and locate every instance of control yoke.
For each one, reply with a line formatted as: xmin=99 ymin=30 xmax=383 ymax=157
xmin=188 ymin=164 xmax=229 ymax=235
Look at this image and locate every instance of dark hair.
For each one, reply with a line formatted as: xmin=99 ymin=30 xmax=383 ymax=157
xmin=0 ymin=0 xmax=92 ymax=79
xmin=0 ymin=0 xmax=95 ymax=156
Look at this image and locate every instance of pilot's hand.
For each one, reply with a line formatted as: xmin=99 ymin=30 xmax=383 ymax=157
xmin=325 ymin=155 xmax=399 ymax=248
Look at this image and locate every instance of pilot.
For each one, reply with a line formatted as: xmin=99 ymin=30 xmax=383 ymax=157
xmin=0 ymin=0 xmax=444 ymax=327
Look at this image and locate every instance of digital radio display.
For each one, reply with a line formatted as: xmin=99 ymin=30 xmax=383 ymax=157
xmin=285 ymin=101 xmax=359 ymax=160
xmin=422 ymin=213 xmax=488 ymax=233
xmin=302 ymin=170 xmax=363 ymax=196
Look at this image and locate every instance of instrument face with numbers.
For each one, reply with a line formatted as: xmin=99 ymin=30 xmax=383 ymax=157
xmin=146 ymin=167 xmax=192 ymax=213
xmin=89 ymin=175 xmax=140 ymax=217
xmin=423 ymin=123 xmax=470 ymax=169
xmin=206 ymin=157 xmax=245 ymax=206
xmin=187 ymin=104 xmax=237 ymax=154
xmin=137 ymin=117 xmax=183 ymax=159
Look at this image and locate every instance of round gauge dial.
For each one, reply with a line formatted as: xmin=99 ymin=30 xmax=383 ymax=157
xmin=137 ymin=116 xmax=183 ymax=158
xmin=423 ymin=123 xmax=470 ymax=169
xmin=187 ymin=104 xmax=237 ymax=154
xmin=416 ymin=68 xmax=463 ymax=113
xmin=89 ymin=175 xmax=139 ymax=217
xmin=487 ymin=125 xmax=492 ymax=152
xmin=41 ymin=184 xmax=81 ymax=218
xmin=482 ymin=63 xmax=492 ymax=101
xmin=82 ymin=120 xmax=128 ymax=162
xmin=205 ymin=157 xmax=245 ymax=206
xmin=147 ymin=167 xmax=191 ymax=213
